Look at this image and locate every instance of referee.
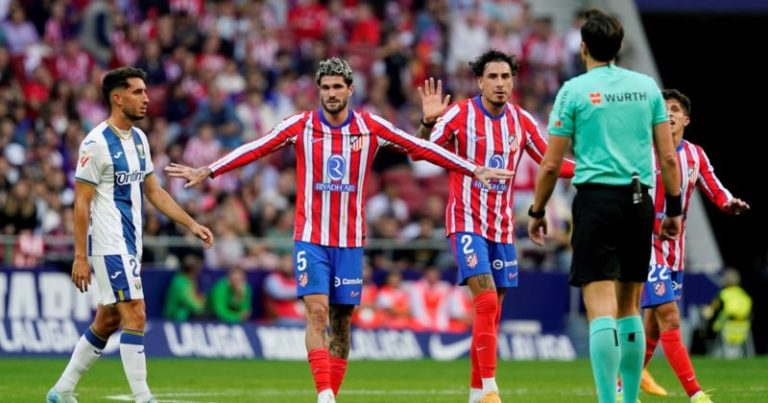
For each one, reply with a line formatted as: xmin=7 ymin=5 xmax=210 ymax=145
xmin=527 ymin=9 xmax=682 ymax=403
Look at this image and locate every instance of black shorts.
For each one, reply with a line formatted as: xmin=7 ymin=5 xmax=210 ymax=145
xmin=569 ymin=184 xmax=654 ymax=287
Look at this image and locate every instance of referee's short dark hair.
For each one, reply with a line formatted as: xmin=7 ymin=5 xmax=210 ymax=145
xmin=581 ymin=9 xmax=624 ymax=62
xmin=662 ymin=89 xmax=692 ymax=116
xmin=469 ymin=49 xmax=520 ymax=78
xmin=101 ymin=67 xmax=147 ymax=107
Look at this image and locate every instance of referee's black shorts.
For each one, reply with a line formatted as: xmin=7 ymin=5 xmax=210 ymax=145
xmin=569 ymin=183 xmax=654 ymax=287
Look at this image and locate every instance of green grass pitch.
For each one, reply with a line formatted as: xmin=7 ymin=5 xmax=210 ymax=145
xmin=1 ymin=357 xmax=766 ymax=402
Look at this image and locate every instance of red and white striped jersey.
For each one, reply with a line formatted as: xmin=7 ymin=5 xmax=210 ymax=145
xmin=209 ymin=109 xmax=477 ymax=247
xmin=650 ymin=140 xmax=733 ymax=271
xmin=431 ymin=96 xmax=574 ymax=244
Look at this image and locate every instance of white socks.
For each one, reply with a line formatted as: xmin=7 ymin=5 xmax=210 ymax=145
xmin=469 ymin=387 xmax=483 ymax=403
xmin=120 ymin=330 xmax=152 ymax=403
xmin=317 ymin=388 xmax=335 ymax=403
xmin=54 ymin=330 xmax=106 ymax=393
xmin=482 ymin=377 xmax=499 ymax=394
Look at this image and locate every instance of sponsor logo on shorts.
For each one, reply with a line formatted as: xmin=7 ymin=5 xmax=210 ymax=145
xmin=134 ymin=279 xmax=142 ymax=290
xmin=465 ymin=253 xmax=478 ymax=268
xmin=508 ymin=272 xmax=518 ymax=281
xmin=335 ymin=276 xmax=363 ymax=287
xmin=493 ymin=259 xmax=517 ymax=270
xmin=653 ymin=281 xmax=666 ymax=296
xmin=299 ymin=273 xmax=308 ymax=287
xmin=350 ymin=291 xmax=360 ymax=298
xmin=672 ymin=280 xmax=682 ymax=291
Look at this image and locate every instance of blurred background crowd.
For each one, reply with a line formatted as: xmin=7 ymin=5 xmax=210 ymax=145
xmin=0 ymin=0 xmax=586 ymax=324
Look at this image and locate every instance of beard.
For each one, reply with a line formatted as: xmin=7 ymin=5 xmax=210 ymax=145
xmin=321 ymin=98 xmax=347 ymax=115
xmin=484 ymin=93 xmax=508 ymax=109
xmin=124 ymin=109 xmax=145 ymax=122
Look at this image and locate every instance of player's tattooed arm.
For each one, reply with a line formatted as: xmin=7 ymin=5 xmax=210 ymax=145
xmin=329 ymin=305 xmax=354 ymax=359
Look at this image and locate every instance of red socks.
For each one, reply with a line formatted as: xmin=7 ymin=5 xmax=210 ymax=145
xmin=330 ymin=356 xmax=348 ymax=396
xmin=470 ymin=336 xmax=482 ymax=388
xmin=308 ymin=348 xmax=331 ymax=394
xmin=644 ymin=336 xmax=658 ymax=368
xmin=473 ymin=291 xmax=499 ymax=379
xmin=660 ymin=329 xmax=701 ymax=397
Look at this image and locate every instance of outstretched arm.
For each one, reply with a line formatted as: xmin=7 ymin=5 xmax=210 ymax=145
xmin=694 ymin=145 xmax=750 ymax=215
xmin=144 ymin=174 xmax=214 ymax=248
xmin=371 ymin=114 xmax=513 ymax=185
xmin=166 ymin=114 xmax=301 ymax=187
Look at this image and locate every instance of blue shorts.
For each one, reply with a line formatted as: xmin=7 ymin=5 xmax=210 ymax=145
xmin=450 ymin=232 xmax=519 ymax=288
xmin=641 ymin=265 xmax=684 ymax=308
xmin=294 ymin=241 xmax=364 ymax=305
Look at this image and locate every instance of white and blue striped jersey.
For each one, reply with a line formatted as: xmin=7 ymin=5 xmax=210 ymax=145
xmin=75 ymin=121 xmax=154 ymax=257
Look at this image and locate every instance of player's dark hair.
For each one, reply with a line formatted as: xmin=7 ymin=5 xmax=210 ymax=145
xmin=101 ymin=67 xmax=147 ymax=107
xmin=581 ymin=9 xmax=623 ymax=62
xmin=662 ymin=89 xmax=692 ymax=116
xmin=469 ymin=49 xmax=519 ymax=78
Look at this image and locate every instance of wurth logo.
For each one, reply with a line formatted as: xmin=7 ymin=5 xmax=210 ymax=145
xmin=589 ymin=92 xmax=602 ymax=105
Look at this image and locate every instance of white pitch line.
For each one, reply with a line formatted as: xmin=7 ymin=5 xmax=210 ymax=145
xmin=106 ymin=388 xmax=593 ymax=401
xmin=105 ymin=386 xmax=768 ymax=402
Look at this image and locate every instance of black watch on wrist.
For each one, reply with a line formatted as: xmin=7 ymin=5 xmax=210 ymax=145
xmin=421 ymin=118 xmax=436 ymax=128
xmin=528 ymin=205 xmax=545 ymax=219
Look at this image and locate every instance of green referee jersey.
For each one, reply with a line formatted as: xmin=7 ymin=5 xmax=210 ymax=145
xmin=548 ymin=64 xmax=668 ymax=187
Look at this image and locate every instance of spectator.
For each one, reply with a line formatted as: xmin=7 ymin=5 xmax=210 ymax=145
xmin=1 ymin=179 xmax=37 ymax=234
xmin=208 ymin=266 xmax=252 ymax=323
xmin=183 ymin=122 xmax=221 ymax=168
xmin=410 ymin=266 xmax=451 ymax=331
xmin=693 ymin=268 xmax=753 ymax=355
xmin=366 ymin=182 xmax=409 ymax=223
xmin=375 ymin=271 xmax=412 ymax=329
xmin=446 ymin=286 xmax=473 ymax=333
xmin=263 ymin=254 xmax=305 ymax=325
xmin=163 ymin=254 xmax=206 ymax=321
xmin=191 ymin=88 xmax=244 ymax=149
xmin=352 ymin=261 xmax=379 ymax=329
xmin=1 ymin=5 xmax=40 ymax=55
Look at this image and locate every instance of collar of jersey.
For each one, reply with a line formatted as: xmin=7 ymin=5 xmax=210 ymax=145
xmin=473 ymin=96 xmax=506 ymax=120
xmin=106 ymin=121 xmax=133 ymax=140
xmin=318 ymin=108 xmax=353 ymax=129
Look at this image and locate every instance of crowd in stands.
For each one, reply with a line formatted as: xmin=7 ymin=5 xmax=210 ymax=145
xmin=0 ymin=0 xmax=584 ymax=324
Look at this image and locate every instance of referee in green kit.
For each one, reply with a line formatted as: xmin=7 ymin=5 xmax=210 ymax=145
xmin=526 ymin=9 xmax=682 ymax=403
